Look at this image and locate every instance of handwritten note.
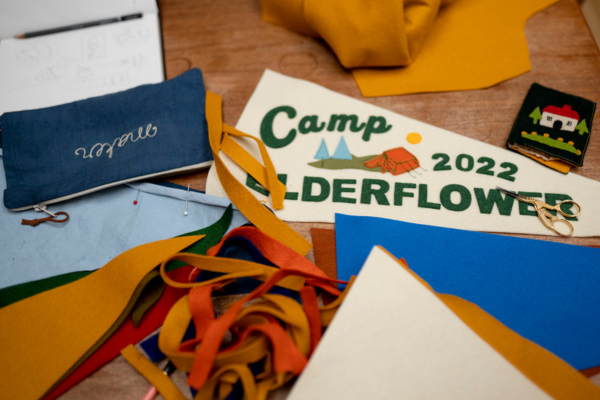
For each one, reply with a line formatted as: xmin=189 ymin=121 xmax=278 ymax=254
xmin=0 ymin=14 xmax=164 ymax=115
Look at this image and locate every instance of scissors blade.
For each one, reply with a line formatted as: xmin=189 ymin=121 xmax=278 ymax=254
xmin=495 ymin=186 xmax=520 ymax=199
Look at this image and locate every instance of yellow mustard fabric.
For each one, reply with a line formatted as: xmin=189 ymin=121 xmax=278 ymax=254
xmin=263 ymin=0 xmax=559 ymax=96
xmin=0 ymin=235 xmax=202 ymax=400
xmin=385 ymin=248 xmax=600 ymax=400
xmin=263 ymin=0 xmax=451 ymax=69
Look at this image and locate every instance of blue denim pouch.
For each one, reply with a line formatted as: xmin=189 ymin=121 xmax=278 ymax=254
xmin=0 ymin=68 xmax=212 ymax=210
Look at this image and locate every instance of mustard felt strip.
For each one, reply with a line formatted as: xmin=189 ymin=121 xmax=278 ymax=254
xmin=0 ymin=235 xmax=203 ymax=400
xmin=159 ymin=253 xmax=306 ymax=291
xmin=121 ymin=345 xmax=188 ymax=400
xmin=383 ymin=248 xmax=600 ymax=400
xmin=220 ymin=134 xmax=287 ymax=201
xmin=205 ymin=91 xmax=312 ymax=256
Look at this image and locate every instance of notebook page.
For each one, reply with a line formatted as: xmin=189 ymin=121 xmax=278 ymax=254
xmin=0 ymin=0 xmax=158 ymax=39
xmin=0 ymin=13 xmax=164 ymax=115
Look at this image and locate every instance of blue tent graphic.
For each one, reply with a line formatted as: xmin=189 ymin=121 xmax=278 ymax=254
xmin=314 ymin=138 xmax=330 ymax=161
xmin=332 ymin=136 xmax=352 ymax=160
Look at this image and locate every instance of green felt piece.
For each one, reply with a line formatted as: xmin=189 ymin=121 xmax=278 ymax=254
xmin=165 ymin=203 xmax=234 ymax=272
xmin=0 ymin=205 xmax=235 ymax=309
xmin=507 ymin=83 xmax=596 ymax=167
xmin=131 ymin=276 xmax=166 ymax=328
xmin=0 ymin=270 xmax=92 ymax=309
xmin=522 ymin=134 xmax=579 ymax=155
xmin=307 ymin=154 xmax=379 ymax=172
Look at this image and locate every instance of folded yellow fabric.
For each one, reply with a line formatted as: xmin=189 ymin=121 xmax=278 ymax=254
xmin=263 ymin=0 xmax=452 ymax=69
xmin=0 ymin=235 xmax=202 ymax=400
xmin=263 ymin=0 xmax=559 ymax=96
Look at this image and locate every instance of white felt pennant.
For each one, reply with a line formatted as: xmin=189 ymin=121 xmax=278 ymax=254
xmin=206 ymin=70 xmax=600 ymax=236
xmin=287 ymin=246 xmax=552 ymax=400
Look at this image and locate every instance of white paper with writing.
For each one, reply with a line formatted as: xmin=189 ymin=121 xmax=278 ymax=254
xmin=0 ymin=13 xmax=163 ymax=115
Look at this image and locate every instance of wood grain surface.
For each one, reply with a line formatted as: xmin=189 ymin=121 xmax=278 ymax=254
xmin=59 ymin=0 xmax=600 ymax=398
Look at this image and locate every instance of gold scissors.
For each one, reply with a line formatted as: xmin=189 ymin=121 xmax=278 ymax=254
xmin=496 ymin=187 xmax=581 ymax=236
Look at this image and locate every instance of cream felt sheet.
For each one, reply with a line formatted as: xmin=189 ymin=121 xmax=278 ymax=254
xmin=287 ymin=246 xmax=552 ymax=400
xmin=206 ymin=70 xmax=600 ymax=236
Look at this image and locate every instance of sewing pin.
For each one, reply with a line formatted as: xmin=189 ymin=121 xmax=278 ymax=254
xmin=133 ymin=188 xmax=140 ymax=205
xmin=184 ymin=184 xmax=189 ymax=216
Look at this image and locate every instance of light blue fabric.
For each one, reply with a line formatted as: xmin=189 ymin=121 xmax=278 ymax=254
xmin=0 ymin=156 xmax=247 ymax=290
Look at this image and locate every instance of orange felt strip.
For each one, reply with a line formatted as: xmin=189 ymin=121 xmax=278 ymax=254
xmin=205 ymin=91 xmax=312 ymax=256
xmin=233 ymin=321 xmax=307 ymax=375
xmin=187 ymin=268 xmax=345 ymax=389
xmin=189 ymin=285 xmax=217 ymax=340
xmin=207 ymin=226 xmax=334 ymax=288
xmin=300 ymin=286 xmax=322 ymax=355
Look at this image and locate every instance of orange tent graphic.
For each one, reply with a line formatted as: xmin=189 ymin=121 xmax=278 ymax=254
xmin=363 ymin=147 xmax=420 ymax=176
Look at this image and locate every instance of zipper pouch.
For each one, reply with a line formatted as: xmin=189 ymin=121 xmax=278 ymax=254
xmin=0 ymin=68 xmax=212 ymax=211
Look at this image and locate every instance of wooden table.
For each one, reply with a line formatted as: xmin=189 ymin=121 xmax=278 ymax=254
xmin=60 ymin=0 xmax=600 ymax=398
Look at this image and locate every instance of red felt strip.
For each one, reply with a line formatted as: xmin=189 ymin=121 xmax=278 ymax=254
xmin=300 ymin=286 xmax=322 ymax=356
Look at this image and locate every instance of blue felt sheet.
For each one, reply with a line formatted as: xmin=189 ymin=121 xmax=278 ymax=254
xmin=335 ymin=213 xmax=600 ymax=370
xmin=0 ymin=156 xmax=248 ymax=290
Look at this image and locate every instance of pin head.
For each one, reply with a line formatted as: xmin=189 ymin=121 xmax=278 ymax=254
xmin=133 ymin=200 xmax=138 ymax=205
xmin=184 ymin=211 xmax=188 ymax=216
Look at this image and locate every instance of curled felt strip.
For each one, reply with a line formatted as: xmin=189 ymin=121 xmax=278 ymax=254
xmin=159 ymin=253 xmax=306 ymax=291
xmin=206 ymin=226 xmax=339 ymax=294
xmin=21 ymin=211 xmax=69 ymax=226
xmin=186 ymin=268 xmax=348 ymax=391
xmin=205 ymin=91 xmax=312 ymax=256
xmin=121 ymin=345 xmax=188 ymax=400
xmin=133 ymin=268 xmax=352 ymax=400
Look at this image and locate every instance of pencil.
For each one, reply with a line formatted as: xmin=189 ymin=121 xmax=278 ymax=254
xmin=16 ymin=13 xmax=142 ymax=39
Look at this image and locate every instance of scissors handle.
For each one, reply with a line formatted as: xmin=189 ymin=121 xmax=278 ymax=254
xmin=536 ymin=206 xmax=574 ymax=236
xmin=551 ymin=199 xmax=581 ymax=218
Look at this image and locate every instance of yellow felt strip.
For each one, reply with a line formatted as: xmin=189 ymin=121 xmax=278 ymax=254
xmin=159 ymin=253 xmax=306 ymax=291
xmin=205 ymin=91 xmax=312 ymax=256
xmin=222 ymin=124 xmax=286 ymax=208
xmin=194 ymin=365 xmax=257 ymax=400
xmin=512 ymin=148 xmax=572 ymax=174
xmin=0 ymin=235 xmax=203 ymax=400
xmin=222 ymin=125 xmax=284 ymax=209
xmin=382 ymin=247 xmax=600 ymax=400
xmin=220 ymin=134 xmax=287 ymax=203
xmin=121 ymin=345 xmax=188 ymax=400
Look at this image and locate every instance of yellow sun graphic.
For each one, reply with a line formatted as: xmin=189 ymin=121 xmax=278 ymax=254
xmin=406 ymin=132 xmax=422 ymax=144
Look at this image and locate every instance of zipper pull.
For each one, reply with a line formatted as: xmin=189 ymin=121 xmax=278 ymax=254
xmin=22 ymin=205 xmax=69 ymax=227
xmin=33 ymin=204 xmax=57 ymax=217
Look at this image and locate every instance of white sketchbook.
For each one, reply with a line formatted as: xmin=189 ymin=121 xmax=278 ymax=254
xmin=0 ymin=0 xmax=164 ymax=116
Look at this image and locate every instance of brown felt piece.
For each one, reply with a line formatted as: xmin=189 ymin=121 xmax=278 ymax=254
xmin=310 ymin=228 xmax=337 ymax=280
